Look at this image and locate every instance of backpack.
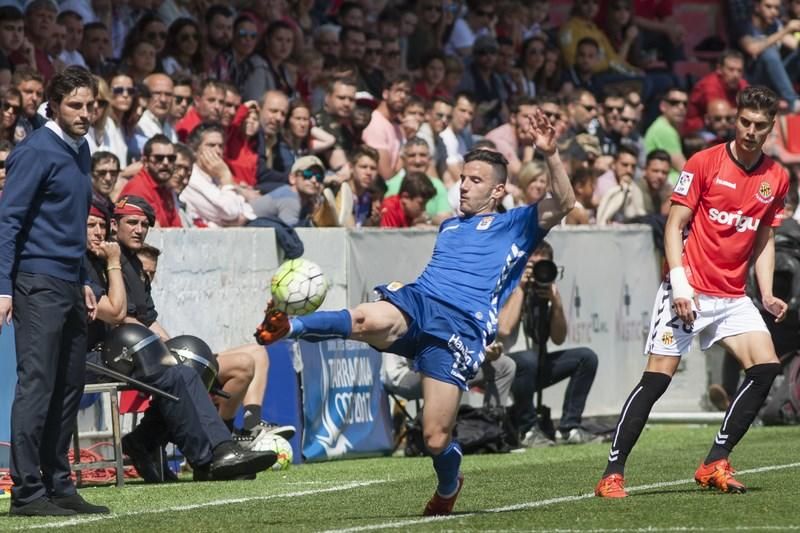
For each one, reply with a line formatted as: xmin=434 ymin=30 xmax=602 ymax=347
xmin=404 ymin=405 xmax=519 ymax=456
xmin=760 ymin=353 xmax=800 ymax=425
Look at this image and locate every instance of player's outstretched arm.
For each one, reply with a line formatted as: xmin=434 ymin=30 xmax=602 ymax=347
xmin=753 ymin=224 xmax=788 ymax=322
xmin=526 ymin=109 xmax=575 ymax=230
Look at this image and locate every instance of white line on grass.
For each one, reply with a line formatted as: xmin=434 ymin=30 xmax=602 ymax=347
xmin=320 ymin=461 xmax=800 ymax=533
xmin=14 ymin=479 xmax=387 ymax=530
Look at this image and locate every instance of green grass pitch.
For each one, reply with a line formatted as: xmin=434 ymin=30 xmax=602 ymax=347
xmin=1 ymin=425 xmax=799 ymax=532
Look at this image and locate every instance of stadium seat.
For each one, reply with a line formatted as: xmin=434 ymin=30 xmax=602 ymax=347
xmin=72 ymin=382 xmax=126 ymax=487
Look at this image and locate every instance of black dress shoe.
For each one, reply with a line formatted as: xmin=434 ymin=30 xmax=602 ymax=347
xmin=51 ymin=494 xmax=110 ymax=514
xmin=208 ymin=442 xmax=277 ymax=480
xmin=122 ymin=434 xmax=162 ymax=483
xmin=9 ymin=497 xmax=77 ymax=517
xmin=192 ymin=467 xmax=256 ymax=482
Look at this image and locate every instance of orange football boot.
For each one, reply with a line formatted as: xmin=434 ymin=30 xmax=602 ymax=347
xmin=694 ymin=459 xmax=746 ymax=493
xmin=595 ymin=473 xmax=628 ymax=498
xmin=254 ymin=301 xmax=290 ymax=345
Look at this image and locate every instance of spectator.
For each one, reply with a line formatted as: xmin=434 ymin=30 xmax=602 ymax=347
xmin=134 ymin=74 xmax=178 ymax=152
xmin=458 ymin=36 xmax=510 ymax=133
xmin=13 ymin=66 xmax=45 ymax=140
xmin=170 ymin=143 xmax=195 ymax=227
xmin=698 ymin=99 xmax=736 ymax=145
xmin=254 ymin=90 xmax=292 ymax=193
xmin=539 ymin=43 xmax=570 ymax=94
xmin=338 ymin=2 xmax=366 ymax=29
xmin=295 ymin=48 xmax=326 ymax=107
xmin=250 ymin=155 xmax=327 ymax=227
xmin=495 ymin=36 xmax=523 ymax=99
xmin=0 ymin=88 xmax=21 ymax=144
xmin=182 ymin=123 xmax=257 ymax=227
xmin=564 ymin=166 xmax=598 ymax=224
xmin=161 ymin=18 xmax=204 ymax=77
xmin=125 ymin=12 xmax=168 ymax=59
xmin=596 ymin=90 xmax=626 ymax=158
xmin=399 ymin=96 xmax=425 ymax=141
xmin=385 ymin=138 xmax=453 ymax=225
xmin=214 ymin=15 xmax=260 ymax=92
xmin=738 ymin=0 xmax=800 ymax=112
xmin=637 ymin=148 xmax=672 ymax=216
xmin=313 ymin=24 xmax=340 ymax=60
xmin=0 ymin=139 xmax=10 ymax=193
xmin=358 ymin=33 xmax=383 ymax=97
xmin=617 ymin=101 xmax=647 ymax=167
xmin=685 ymin=50 xmax=748 ymax=134
xmin=86 ymin=77 xmax=112 ymax=154
xmin=440 ymin=91 xmax=476 ymax=186
xmin=565 ymin=37 xmax=605 ymax=98
xmin=498 ymin=241 xmax=600 ymax=446
xmin=416 ymin=95 xmax=453 ymax=178
xmin=631 ymin=0 xmax=685 ymax=68
xmin=176 ymin=78 xmax=225 ymax=142
xmin=242 ymin=20 xmax=296 ymax=101
xmin=120 ymin=38 xmax=157 ymax=84
xmin=446 ymin=0 xmax=493 ymax=57
xmin=381 ymin=38 xmax=404 ymax=82
xmin=204 ymin=5 xmax=234 ymax=75
xmin=90 ymin=151 xmax=121 ymax=213
xmin=644 ymin=88 xmax=688 ymax=182
xmin=596 ymin=145 xmax=646 ymax=224
xmin=46 ymin=21 xmax=67 ymax=65
xmin=0 ymin=7 xmax=24 ymax=70
xmin=340 ymin=26 xmax=366 ymax=63
xmin=315 ymin=77 xmax=359 ymax=165
xmin=518 ymin=35 xmax=548 ymax=98
xmin=284 ymin=99 xmax=336 ymax=161
xmin=81 ymin=22 xmax=113 ymax=75
xmin=105 ymin=73 xmax=136 ymax=167
xmin=485 ymin=96 xmax=538 ymax=181
xmin=362 ymin=75 xmax=411 ymax=180
xmin=603 ymin=0 xmax=643 ymax=68
xmin=442 ymin=55 xmax=465 ymax=96
xmin=54 ymin=11 xmax=85 ymax=68
xmin=120 ymin=134 xmax=182 ymax=228
xmin=336 ymin=146 xmax=380 ymax=227
xmin=379 ymin=171 xmax=436 ymax=228
xmin=13 ymin=0 xmax=57 ymax=82
xmin=564 ymin=89 xmax=599 ymax=138
xmin=137 ymin=243 xmax=160 ymax=283
xmin=170 ymin=75 xmax=193 ymax=124
xmin=514 ymin=160 xmax=549 ymax=206
xmin=221 ymin=83 xmax=242 ymax=129
xmin=224 ymin=100 xmax=261 ymax=187
xmin=407 ymin=0 xmax=448 ymax=70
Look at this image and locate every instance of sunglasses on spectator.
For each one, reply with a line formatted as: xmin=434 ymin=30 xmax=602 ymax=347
xmin=544 ymin=111 xmax=562 ymax=122
xmin=174 ymin=95 xmax=190 ymax=105
xmin=180 ymin=32 xmax=198 ymax=43
xmin=580 ymin=104 xmax=596 ymax=112
xmin=112 ymin=86 xmax=136 ymax=96
xmin=93 ymin=169 xmax=120 ymax=178
xmin=238 ymin=29 xmax=258 ymax=39
xmin=174 ymin=164 xmax=192 ymax=174
xmin=301 ymin=167 xmax=325 ymax=182
xmin=605 ymin=105 xmax=623 ymax=113
xmin=619 ymin=116 xmax=637 ymax=124
xmin=711 ymin=115 xmax=735 ymax=123
xmin=435 ymin=112 xmax=451 ymax=121
xmin=665 ymin=98 xmax=687 ymax=107
xmin=151 ymin=154 xmax=177 ymax=163
xmin=146 ymin=31 xmax=167 ymax=41
xmin=0 ymin=100 xmax=20 ymax=114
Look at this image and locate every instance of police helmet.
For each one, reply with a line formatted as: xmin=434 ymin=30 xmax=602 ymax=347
xmin=102 ymin=324 xmax=178 ymax=378
xmin=166 ymin=335 xmax=219 ymax=391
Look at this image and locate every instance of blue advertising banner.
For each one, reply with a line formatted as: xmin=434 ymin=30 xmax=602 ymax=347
xmin=299 ymin=339 xmax=392 ymax=461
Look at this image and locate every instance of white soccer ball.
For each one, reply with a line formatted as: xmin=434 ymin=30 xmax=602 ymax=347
xmin=270 ymin=258 xmax=328 ymax=315
xmin=252 ymin=434 xmax=293 ymax=470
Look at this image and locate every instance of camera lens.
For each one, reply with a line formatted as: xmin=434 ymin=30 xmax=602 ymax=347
xmin=533 ymin=259 xmax=558 ymax=284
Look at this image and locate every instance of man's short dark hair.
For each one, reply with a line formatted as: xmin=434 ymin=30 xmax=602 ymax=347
xmin=616 ymin=144 xmax=639 ymax=161
xmin=718 ymin=49 xmax=744 ymax=67
xmin=464 ymin=149 xmax=509 ymax=184
xmin=737 ymin=85 xmax=779 ymax=118
xmin=326 ymin=76 xmax=358 ymax=94
xmin=400 ymin=172 xmax=436 ymax=201
xmin=174 ymin=142 xmax=195 ymax=164
xmin=138 ymin=243 xmax=161 ymax=261
xmin=45 ymin=66 xmax=97 ymax=119
xmin=197 ymin=78 xmax=226 ymax=96
xmin=12 ymin=65 xmax=43 ymax=87
xmin=83 ymin=21 xmax=107 ymax=36
xmin=0 ymin=6 xmax=23 ymax=22
xmin=383 ymin=73 xmax=411 ymax=93
xmin=576 ymin=37 xmax=599 ymax=51
xmin=57 ymin=9 xmax=81 ymax=24
xmin=533 ymin=240 xmax=554 ymax=260
xmin=172 ymin=74 xmax=193 ymax=89
xmin=349 ymin=144 xmax=379 ymax=164
xmin=188 ymin=122 xmax=226 ymax=151
xmin=510 ymin=95 xmax=538 ymax=115
xmin=205 ymin=4 xmax=233 ymax=27
xmin=340 ymin=25 xmax=365 ymax=44
xmin=453 ymin=91 xmax=476 ymax=107
xmin=265 ymin=20 xmax=294 ymax=40
xmin=92 ymin=150 xmax=120 ymax=170
xmin=143 ymin=134 xmax=173 ymax=158
xmin=570 ymin=166 xmax=595 ymax=187
xmin=646 ymin=148 xmax=671 ymax=166
xmin=428 ymin=95 xmax=453 ymax=110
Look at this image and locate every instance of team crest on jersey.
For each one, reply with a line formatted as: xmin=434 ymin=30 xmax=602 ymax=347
xmin=673 ymin=171 xmax=694 ymax=196
xmin=386 ymin=281 xmax=404 ymax=292
xmin=755 ymin=181 xmax=774 ymax=204
xmin=661 ymin=331 xmax=675 ymax=346
xmin=476 ymin=216 xmax=495 ymax=230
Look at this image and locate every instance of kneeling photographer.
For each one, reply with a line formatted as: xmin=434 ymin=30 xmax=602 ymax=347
xmin=497 ymin=241 xmax=599 ymax=447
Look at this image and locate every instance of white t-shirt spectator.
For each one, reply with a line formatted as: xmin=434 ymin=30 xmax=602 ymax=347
xmin=180 ymin=165 xmax=256 ymax=227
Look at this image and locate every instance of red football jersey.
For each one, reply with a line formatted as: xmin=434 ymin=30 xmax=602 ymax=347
xmin=670 ymin=142 xmax=788 ymax=297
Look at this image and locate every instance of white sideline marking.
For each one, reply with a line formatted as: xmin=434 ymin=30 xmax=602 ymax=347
xmin=320 ymin=462 xmax=800 ymax=533
xmin=14 ymin=479 xmax=387 ymax=530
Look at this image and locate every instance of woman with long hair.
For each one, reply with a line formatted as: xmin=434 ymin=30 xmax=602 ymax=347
xmin=242 ymin=20 xmax=296 ymax=101
xmin=283 ymin=99 xmax=335 ymax=163
xmin=120 ymin=38 xmax=158 ymax=83
xmin=86 ymin=76 xmax=113 ymax=154
xmin=518 ymin=35 xmax=547 ymax=97
xmin=0 ymin=88 xmax=22 ymax=144
xmin=407 ymin=0 xmax=447 ymax=70
xmin=414 ymin=51 xmax=449 ymax=101
xmin=161 ymin=18 xmax=204 ymax=77
xmin=105 ymin=72 xmax=137 ymax=167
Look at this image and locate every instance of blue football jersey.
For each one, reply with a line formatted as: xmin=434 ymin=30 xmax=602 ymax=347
xmin=414 ymin=204 xmax=547 ymax=340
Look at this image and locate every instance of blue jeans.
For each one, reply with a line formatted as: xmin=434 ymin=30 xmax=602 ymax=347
xmin=748 ymin=47 xmax=800 ymax=105
xmin=509 ymin=347 xmax=598 ymax=434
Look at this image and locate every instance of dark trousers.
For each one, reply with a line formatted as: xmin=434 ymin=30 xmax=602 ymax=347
xmin=509 ymin=347 xmax=598 ymax=435
xmin=10 ymin=273 xmax=87 ymax=504
xmin=127 ymin=365 xmax=231 ymax=466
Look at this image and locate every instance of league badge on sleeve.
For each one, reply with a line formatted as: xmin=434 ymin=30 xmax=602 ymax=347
xmin=673 ymin=171 xmax=694 ymax=196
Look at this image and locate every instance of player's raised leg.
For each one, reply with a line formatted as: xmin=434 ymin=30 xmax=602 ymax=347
xmin=421 ymin=375 xmax=464 ymax=516
xmin=694 ymin=331 xmax=780 ymax=494
xmin=595 ymin=354 xmax=679 ymax=498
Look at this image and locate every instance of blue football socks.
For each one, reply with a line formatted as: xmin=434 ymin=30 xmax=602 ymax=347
xmin=432 ymin=441 xmax=462 ymax=497
xmin=288 ymin=310 xmax=353 ymax=341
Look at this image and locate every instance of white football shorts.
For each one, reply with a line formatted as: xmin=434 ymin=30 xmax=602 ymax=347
xmin=644 ymin=281 xmax=769 ymax=356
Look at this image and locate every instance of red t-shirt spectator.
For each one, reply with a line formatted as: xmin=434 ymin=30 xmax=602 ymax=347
xmin=224 ymin=104 xmax=258 ymax=187
xmin=120 ymin=168 xmax=183 ymax=228
xmin=413 ymin=80 xmax=450 ymax=102
xmin=685 ymin=72 xmax=748 ymax=134
xmin=379 ymin=195 xmax=412 ymax=228
xmin=175 ymin=107 xmax=202 ymax=143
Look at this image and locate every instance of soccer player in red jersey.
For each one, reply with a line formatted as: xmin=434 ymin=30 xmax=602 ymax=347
xmin=595 ymin=86 xmax=789 ymax=498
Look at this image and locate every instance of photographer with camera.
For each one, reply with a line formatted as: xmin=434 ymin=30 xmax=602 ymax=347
xmin=497 ymin=240 xmax=599 ymax=447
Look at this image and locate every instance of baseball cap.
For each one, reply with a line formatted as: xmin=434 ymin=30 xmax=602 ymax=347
xmin=291 ymin=155 xmax=324 ymax=175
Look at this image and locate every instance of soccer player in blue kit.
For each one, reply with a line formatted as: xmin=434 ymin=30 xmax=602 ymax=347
xmin=255 ymin=109 xmax=575 ymax=515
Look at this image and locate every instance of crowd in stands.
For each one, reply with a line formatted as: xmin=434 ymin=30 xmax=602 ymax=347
xmin=0 ymin=0 xmax=799 ymax=233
